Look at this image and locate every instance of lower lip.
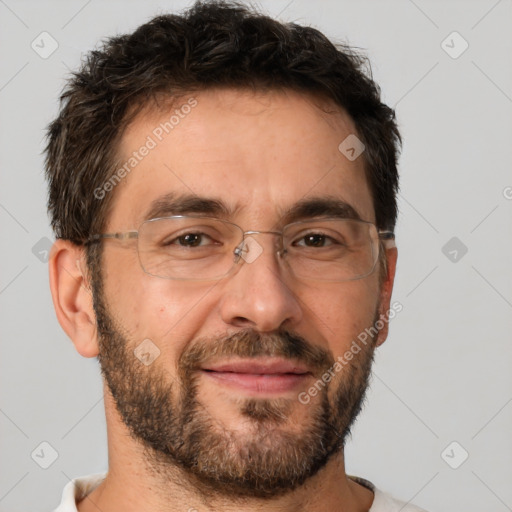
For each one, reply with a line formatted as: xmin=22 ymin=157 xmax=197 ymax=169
xmin=201 ymin=370 xmax=311 ymax=393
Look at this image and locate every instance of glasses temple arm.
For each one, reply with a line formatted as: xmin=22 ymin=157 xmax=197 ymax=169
xmin=378 ymin=230 xmax=396 ymax=248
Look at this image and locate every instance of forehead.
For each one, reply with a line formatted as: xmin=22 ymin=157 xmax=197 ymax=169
xmin=106 ymin=88 xmax=374 ymax=230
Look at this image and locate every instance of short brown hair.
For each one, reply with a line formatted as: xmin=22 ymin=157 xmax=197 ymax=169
xmin=45 ymin=0 xmax=401 ymax=269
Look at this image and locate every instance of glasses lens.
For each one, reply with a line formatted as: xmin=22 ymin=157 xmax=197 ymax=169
xmin=136 ymin=216 xmax=379 ymax=282
xmin=283 ymin=219 xmax=379 ymax=281
xmin=138 ymin=217 xmax=242 ymax=279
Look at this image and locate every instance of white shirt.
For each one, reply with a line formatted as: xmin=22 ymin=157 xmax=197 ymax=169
xmin=53 ymin=472 xmax=429 ymax=511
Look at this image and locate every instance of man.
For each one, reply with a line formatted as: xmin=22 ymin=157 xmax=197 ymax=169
xmin=45 ymin=1 xmax=427 ymax=510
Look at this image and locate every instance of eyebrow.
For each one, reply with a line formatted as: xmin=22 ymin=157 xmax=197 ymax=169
xmin=142 ymin=193 xmax=238 ymax=221
xmin=142 ymin=193 xmax=364 ymax=225
xmin=278 ymin=196 xmax=363 ymax=224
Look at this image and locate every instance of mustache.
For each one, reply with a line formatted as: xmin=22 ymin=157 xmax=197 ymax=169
xmin=178 ymin=328 xmax=335 ymax=377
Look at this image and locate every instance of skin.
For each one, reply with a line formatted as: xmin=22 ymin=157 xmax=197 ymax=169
xmin=49 ymin=88 xmax=398 ymax=512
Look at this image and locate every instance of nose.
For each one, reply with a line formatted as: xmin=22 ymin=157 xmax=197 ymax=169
xmin=219 ymin=233 xmax=303 ymax=331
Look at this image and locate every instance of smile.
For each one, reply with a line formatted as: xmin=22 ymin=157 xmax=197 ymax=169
xmin=201 ymin=358 xmax=313 ymax=394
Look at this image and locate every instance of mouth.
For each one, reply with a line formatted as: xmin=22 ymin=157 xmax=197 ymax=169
xmin=200 ymin=357 xmax=313 ymax=394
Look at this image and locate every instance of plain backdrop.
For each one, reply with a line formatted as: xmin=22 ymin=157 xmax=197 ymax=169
xmin=1 ymin=1 xmax=511 ymax=511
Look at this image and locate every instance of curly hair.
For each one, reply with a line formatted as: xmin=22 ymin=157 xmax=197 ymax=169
xmin=45 ymin=0 xmax=401 ymax=267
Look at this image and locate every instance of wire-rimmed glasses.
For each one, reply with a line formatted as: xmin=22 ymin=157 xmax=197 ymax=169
xmin=87 ymin=215 xmax=395 ymax=282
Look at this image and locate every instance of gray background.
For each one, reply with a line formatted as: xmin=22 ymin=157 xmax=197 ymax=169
xmin=1 ymin=0 xmax=511 ymax=511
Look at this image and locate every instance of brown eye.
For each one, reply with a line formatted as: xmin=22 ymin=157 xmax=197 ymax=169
xmin=304 ymin=234 xmax=328 ymax=247
xmin=164 ymin=232 xmax=215 ymax=247
xmin=294 ymin=233 xmax=337 ymax=248
xmin=177 ymin=233 xmax=203 ymax=247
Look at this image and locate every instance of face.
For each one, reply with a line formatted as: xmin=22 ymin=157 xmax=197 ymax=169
xmin=90 ymin=88 xmax=393 ymax=498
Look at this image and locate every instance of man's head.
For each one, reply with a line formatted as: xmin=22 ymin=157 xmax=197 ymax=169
xmin=46 ymin=0 xmax=400 ymax=501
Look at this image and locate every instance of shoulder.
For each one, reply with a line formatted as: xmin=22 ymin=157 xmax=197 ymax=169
xmin=348 ymin=475 xmax=430 ymax=512
xmin=53 ymin=472 xmax=107 ymax=512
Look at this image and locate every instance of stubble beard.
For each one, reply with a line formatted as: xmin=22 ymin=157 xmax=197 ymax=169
xmin=89 ymin=260 xmax=378 ymax=500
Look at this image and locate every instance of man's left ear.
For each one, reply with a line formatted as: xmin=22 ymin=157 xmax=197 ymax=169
xmin=375 ymin=246 xmax=398 ymax=347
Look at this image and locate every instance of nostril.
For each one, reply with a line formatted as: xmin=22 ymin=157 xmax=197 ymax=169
xmin=232 ymin=316 xmax=256 ymax=328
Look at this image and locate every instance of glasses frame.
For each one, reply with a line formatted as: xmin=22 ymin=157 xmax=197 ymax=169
xmin=87 ymin=215 xmax=395 ymax=282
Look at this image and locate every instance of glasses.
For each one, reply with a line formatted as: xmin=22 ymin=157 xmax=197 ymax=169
xmin=87 ymin=215 xmax=395 ymax=282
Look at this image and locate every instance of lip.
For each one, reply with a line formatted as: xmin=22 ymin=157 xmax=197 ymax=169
xmin=200 ymin=357 xmax=313 ymax=394
xmin=201 ymin=357 xmax=311 ymax=375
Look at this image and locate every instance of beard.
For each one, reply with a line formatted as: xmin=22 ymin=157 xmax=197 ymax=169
xmin=90 ymin=263 xmax=378 ymax=500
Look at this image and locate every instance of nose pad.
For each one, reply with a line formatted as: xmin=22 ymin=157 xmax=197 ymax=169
xmin=233 ymin=241 xmax=245 ymax=263
xmin=234 ymin=236 xmax=264 ymax=264
xmin=233 ymin=233 xmax=285 ymax=265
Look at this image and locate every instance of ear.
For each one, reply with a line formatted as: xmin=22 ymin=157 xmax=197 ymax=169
xmin=48 ymin=239 xmax=99 ymax=358
xmin=375 ymin=246 xmax=398 ymax=347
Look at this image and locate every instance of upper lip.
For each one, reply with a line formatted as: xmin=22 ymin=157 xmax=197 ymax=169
xmin=201 ymin=358 xmax=311 ymax=375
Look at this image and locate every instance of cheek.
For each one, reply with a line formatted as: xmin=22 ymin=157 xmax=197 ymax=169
xmin=102 ymin=248 xmax=224 ymax=371
xmin=101 ymin=248 xmax=197 ymax=343
xmin=301 ymin=278 xmax=380 ymax=357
